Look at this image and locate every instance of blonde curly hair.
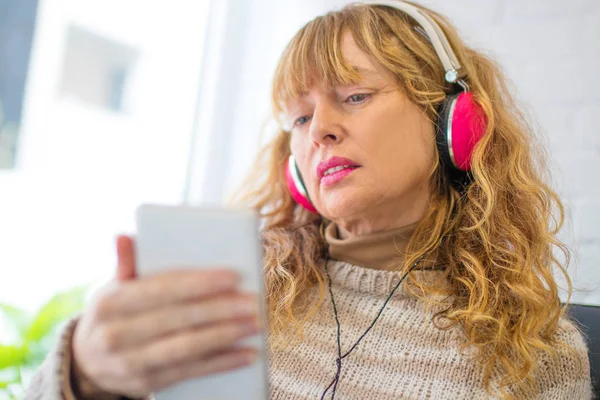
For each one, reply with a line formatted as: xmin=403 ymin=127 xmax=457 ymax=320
xmin=231 ymin=2 xmax=587 ymax=398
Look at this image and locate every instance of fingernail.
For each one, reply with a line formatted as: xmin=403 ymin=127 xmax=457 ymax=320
xmin=243 ymin=350 xmax=258 ymax=364
xmin=236 ymin=350 xmax=257 ymax=367
xmin=217 ymin=271 xmax=240 ymax=289
xmin=241 ymin=319 xmax=260 ymax=336
xmin=234 ymin=300 xmax=258 ymax=317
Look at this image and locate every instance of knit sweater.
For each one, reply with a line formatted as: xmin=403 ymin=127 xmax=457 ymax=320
xmin=25 ymin=222 xmax=593 ymax=399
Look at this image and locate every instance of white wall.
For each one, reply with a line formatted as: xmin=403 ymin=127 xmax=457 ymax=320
xmin=0 ymin=0 xmax=210 ymax=313
xmin=189 ymin=0 xmax=600 ymax=305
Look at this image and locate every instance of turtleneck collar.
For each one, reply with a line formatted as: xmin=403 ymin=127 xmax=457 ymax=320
xmin=324 ymin=220 xmax=444 ymax=272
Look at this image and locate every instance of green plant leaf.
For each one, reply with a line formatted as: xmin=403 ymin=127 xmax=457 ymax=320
xmin=0 ymin=304 xmax=31 ymax=337
xmin=0 ymin=377 xmax=18 ymax=389
xmin=24 ymin=285 xmax=89 ymax=343
xmin=0 ymin=345 xmax=25 ymax=370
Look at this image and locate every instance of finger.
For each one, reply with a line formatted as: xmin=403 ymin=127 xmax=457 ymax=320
xmin=102 ymin=294 xmax=259 ymax=350
xmin=116 ymin=235 xmax=136 ymax=281
xmin=121 ymin=318 xmax=260 ymax=373
xmin=147 ymin=347 xmax=258 ymax=393
xmin=96 ymin=269 xmax=241 ymax=319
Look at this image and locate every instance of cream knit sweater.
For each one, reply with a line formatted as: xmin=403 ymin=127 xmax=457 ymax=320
xmin=25 ymin=223 xmax=593 ymax=399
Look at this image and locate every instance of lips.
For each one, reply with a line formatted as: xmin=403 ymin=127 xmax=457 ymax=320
xmin=316 ymin=156 xmax=361 ymax=182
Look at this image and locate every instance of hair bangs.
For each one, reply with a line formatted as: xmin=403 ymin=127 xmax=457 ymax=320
xmin=272 ymin=13 xmax=362 ymax=119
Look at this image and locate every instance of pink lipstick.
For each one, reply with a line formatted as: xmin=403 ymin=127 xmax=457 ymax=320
xmin=316 ymin=156 xmax=360 ymax=187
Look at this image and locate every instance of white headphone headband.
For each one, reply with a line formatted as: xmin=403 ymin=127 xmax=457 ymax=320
xmin=357 ymin=0 xmax=463 ymax=83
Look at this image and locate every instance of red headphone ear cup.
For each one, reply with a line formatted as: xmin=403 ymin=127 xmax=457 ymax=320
xmin=285 ymin=156 xmax=318 ymax=214
xmin=437 ymin=92 xmax=487 ymax=171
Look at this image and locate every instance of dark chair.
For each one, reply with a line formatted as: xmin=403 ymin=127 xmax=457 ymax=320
xmin=564 ymin=303 xmax=600 ymax=399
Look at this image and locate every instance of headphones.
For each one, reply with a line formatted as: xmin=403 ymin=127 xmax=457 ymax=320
xmin=284 ymin=0 xmax=488 ymax=215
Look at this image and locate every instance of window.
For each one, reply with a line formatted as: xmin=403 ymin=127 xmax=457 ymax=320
xmin=59 ymin=25 xmax=138 ymax=112
xmin=0 ymin=0 xmax=211 ymax=320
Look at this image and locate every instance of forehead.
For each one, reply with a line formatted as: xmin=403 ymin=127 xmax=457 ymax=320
xmin=288 ymin=32 xmax=392 ymax=101
xmin=339 ymin=31 xmax=375 ymax=71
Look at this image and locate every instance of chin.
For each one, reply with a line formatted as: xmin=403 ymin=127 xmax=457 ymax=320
xmin=316 ymin=190 xmax=371 ymax=220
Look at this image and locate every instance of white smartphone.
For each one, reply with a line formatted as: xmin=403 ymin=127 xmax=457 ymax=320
xmin=135 ymin=204 xmax=269 ymax=400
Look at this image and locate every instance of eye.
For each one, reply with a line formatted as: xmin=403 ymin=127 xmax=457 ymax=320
xmin=346 ymin=93 xmax=370 ymax=104
xmin=294 ymin=115 xmax=311 ymax=127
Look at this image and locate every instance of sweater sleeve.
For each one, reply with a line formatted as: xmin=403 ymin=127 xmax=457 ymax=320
xmin=24 ymin=317 xmax=148 ymax=400
xmin=24 ymin=317 xmax=78 ymax=399
xmin=533 ymin=317 xmax=593 ymax=400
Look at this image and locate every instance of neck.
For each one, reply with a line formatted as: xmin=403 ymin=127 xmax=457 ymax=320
xmin=336 ymin=214 xmax=423 ymax=239
xmin=325 ymin=219 xmax=443 ymax=272
xmin=332 ymin=183 xmax=431 ymax=239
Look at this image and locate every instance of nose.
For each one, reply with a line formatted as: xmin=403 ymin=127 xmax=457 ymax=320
xmin=308 ymin=101 xmax=343 ymax=147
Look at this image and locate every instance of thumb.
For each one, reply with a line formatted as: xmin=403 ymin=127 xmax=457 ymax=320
xmin=116 ymin=235 xmax=137 ymax=281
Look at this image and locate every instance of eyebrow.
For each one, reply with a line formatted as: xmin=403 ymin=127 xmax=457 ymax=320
xmin=351 ymin=66 xmax=380 ymax=77
xmin=291 ymin=66 xmax=382 ymax=99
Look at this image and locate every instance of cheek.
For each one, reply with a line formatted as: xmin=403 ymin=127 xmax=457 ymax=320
xmin=290 ymin=136 xmax=314 ymax=183
xmin=289 ymin=134 xmax=305 ymax=162
xmin=413 ymin=123 xmax=437 ymax=167
xmin=374 ymin=124 xmax=436 ymax=181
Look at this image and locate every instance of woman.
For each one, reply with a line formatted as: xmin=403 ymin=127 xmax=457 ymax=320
xmin=27 ymin=1 xmax=591 ymax=399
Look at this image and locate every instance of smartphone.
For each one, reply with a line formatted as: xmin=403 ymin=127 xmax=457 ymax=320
xmin=135 ymin=204 xmax=269 ymax=400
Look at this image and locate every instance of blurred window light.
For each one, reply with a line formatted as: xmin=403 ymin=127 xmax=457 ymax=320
xmin=0 ymin=0 xmax=212 ymax=320
xmin=59 ymin=25 xmax=138 ymax=112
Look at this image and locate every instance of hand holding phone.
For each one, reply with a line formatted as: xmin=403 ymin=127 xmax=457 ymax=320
xmin=135 ymin=204 xmax=269 ymax=400
xmin=70 ymin=205 xmax=268 ymax=399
